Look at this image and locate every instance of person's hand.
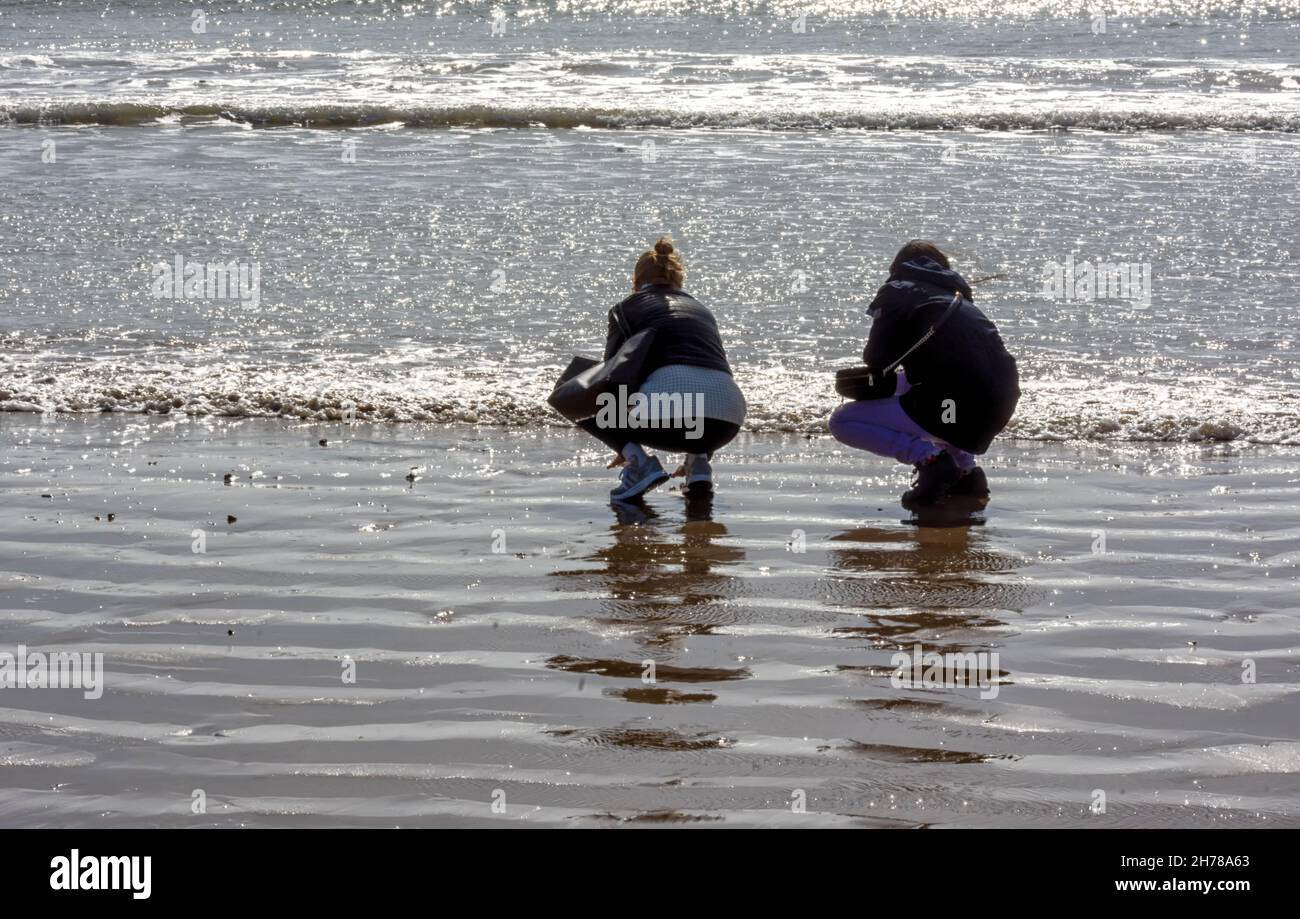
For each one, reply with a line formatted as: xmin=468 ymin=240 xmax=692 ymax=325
xmin=670 ymin=464 xmax=687 ymax=478
xmin=606 ymin=452 xmax=627 ymax=469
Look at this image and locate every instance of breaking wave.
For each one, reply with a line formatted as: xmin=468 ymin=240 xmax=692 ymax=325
xmin=3 ymin=361 xmax=1297 ymax=445
xmin=3 ymin=100 xmax=1298 ymax=132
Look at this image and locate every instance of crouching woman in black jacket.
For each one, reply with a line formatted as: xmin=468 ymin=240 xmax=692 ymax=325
xmin=828 ymin=240 xmax=1019 ymax=507
xmin=579 ymin=237 xmax=746 ymax=502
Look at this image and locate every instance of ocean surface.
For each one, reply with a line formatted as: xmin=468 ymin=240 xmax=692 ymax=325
xmin=2 ymin=0 xmax=1300 ymax=444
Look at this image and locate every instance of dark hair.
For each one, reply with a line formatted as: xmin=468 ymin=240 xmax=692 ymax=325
xmin=889 ymin=239 xmax=950 ymax=278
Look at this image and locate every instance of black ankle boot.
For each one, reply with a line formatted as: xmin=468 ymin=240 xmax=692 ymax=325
xmin=902 ymin=451 xmax=962 ymax=507
xmin=947 ymin=466 xmax=989 ymax=498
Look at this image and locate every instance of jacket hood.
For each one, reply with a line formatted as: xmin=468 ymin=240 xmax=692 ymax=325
xmin=893 ymin=257 xmax=972 ymax=298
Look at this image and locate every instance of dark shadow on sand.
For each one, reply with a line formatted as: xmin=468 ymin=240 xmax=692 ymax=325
xmin=822 ymin=514 xmax=1039 ymax=643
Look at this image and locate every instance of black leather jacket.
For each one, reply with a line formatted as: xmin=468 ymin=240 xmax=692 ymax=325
xmin=863 ymin=259 xmax=1019 ymax=454
xmin=603 ymin=285 xmax=733 ymax=376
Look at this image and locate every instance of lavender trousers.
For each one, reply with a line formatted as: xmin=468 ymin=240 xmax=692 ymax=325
xmin=827 ymin=372 xmax=977 ymax=470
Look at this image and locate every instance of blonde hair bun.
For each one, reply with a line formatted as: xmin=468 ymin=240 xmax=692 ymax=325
xmin=634 ymin=236 xmax=685 ymax=288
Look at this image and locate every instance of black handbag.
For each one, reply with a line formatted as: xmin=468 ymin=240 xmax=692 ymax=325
xmin=835 ymin=364 xmax=897 ymax=400
xmin=547 ymin=306 xmax=657 ymax=422
xmin=835 ymin=291 xmax=963 ymax=401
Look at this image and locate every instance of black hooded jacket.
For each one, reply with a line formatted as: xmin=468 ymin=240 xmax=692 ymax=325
xmin=604 ymin=285 xmax=732 ymax=376
xmin=863 ymin=258 xmax=1019 ymax=454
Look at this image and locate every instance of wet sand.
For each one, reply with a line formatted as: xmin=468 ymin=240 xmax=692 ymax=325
xmin=1 ymin=414 xmax=1297 ymax=827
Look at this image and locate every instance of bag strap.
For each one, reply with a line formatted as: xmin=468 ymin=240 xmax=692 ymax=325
xmin=876 ymin=290 xmax=964 ymax=380
xmin=612 ymin=304 xmax=633 ymax=341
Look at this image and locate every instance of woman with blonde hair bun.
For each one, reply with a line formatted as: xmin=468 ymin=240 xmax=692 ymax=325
xmin=578 ymin=237 xmax=747 ymax=502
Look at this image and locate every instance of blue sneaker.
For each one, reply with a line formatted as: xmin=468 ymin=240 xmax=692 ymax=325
xmin=610 ymin=455 xmax=669 ymax=502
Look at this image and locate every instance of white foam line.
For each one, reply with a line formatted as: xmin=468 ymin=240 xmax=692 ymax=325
xmin=1052 ymin=646 xmax=1300 ymax=665
xmin=0 ymin=706 xmax=196 ymax=742
xmin=0 ymin=788 xmax=876 ymax=826
xmin=1021 ymin=572 xmax=1284 ymax=597
xmin=1011 ymin=742 xmax=1300 ymax=777
xmin=0 ymin=643 xmax=535 ymax=668
xmin=706 ymin=621 xmax=854 ymax=640
xmin=101 ymin=673 xmax=555 ymax=705
xmin=1015 ymin=611 xmax=1250 ymax=632
xmin=1011 ymin=673 xmax=1299 ymax=710
xmin=0 ymin=605 xmax=582 ymax=633
xmin=188 ymin=719 xmax=550 ymax=746
xmin=106 ymin=757 xmax=841 ymax=793
xmin=0 ymin=742 xmax=96 ymax=768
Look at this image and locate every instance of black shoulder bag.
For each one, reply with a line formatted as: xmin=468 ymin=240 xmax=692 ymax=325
xmin=835 ymin=291 xmax=963 ymax=401
xmin=547 ymin=305 xmax=658 ymax=422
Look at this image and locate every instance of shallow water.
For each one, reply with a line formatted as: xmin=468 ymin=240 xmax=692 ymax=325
xmin=2 ymin=1 xmax=1300 ymax=442
xmin=1 ymin=416 xmax=1297 ymax=827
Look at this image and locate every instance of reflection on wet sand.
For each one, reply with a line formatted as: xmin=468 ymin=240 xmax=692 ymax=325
xmin=902 ymin=493 xmax=990 ymax=528
xmin=547 ymin=726 xmax=734 ymax=751
xmin=842 ymin=740 xmax=1014 ymax=765
xmin=545 ymin=491 xmax=749 ymax=729
xmin=826 ymin=518 xmax=1030 ymax=763
xmin=549 ymin=494 xmax=1040 ymax=699
xmin=546 ymin=655 xmax=748 ymax=683
xmin=824 ymin=519 xmax=1038 ymax=630
xmin=544 ymin=490 xmax=1039 ymax=767
xmin=550 ymin=492 xmax=745 ymax=642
